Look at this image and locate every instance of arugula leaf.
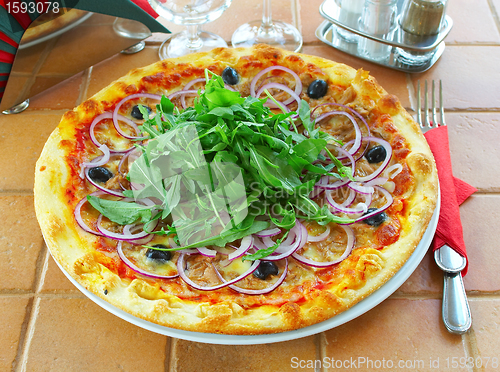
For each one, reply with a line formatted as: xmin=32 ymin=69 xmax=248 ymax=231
xmin=299 ymin=99 xmax=315 ymax=136
xmin=126 ymin=153 xmax=167 ymax=202
xmin=87 ymin=196 xmax=152 ymax=225
xmin=170 ymin=220 xmax=270 ymax=249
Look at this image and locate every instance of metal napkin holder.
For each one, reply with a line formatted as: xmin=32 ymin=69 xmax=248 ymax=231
xmin=1 ymin=0 xmax=170 ymax=114
xmin=316 ymin=0 xmax=453 ymax=72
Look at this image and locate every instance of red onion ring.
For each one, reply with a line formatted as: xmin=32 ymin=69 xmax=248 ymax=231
xmin=252 ymin=236 xmax=268 ymax=251
xmin=197 ymin=247 xmax=217 ymax=257
xmin=386 ymin=163 xmax=403 ymax=179
xmin=316 ymin=111 xmax=362 ymax=156
xmin=354 ymin=186 xmax=393 ymax=223
xmin=254 ymin=228 xmax=281 ymax=238
xmin=74 ymin=191 xmax=106 ymax=236
xmin=331 ymin=145 xmax=356 ymax=167
xmin=250 ymin=65 xmax=302 ymax=104
xmin=340 ymin=138 xmax=368 ymax=162
xmin=314 ymin=175 xmax=351 ymax=191
xmin=354 ymin=136 xmax=392 ymax=182
xmin=292 ymin=225 xmax=355 ymax=267
xmin=214 ymin=259 xmax=289 ymax=295
xmin=311 ymin=102 xmax=370 ymax=138
xmin=263 ymin=221 xmax=307 ymax=261
xmin=348 ymin=182 xmax=375 ymax=195
xmin=340 ymin=187 xmax=356 ymax=207
xmin=124 ymin=223 xmax=158 ymax=245
xmin=262 ymin=236 xmax=277 ymax=248
xmin=255 ymin=83 xmax=301 ymax=110
xmin=117 ymin=148 xmax=137 ymax=176
xmin=96 ymin=214 xmax=151 ymax=241
xmin=181 ymin=79 xmax=204 ymax=108
xmin=183 ymin=78 xmax=205 ymax=90
xmin=168 ymin=89 xmax=199 ymax=109
xmin=84 ymin=167 xmax=124 ymax=197
xmin=326 ymin=188 xmax=371 ymax=215
xmin=228 ymin=235 xmax=253 ymax=261
xmin=307 ymin=224 xmax=331 ymax=242
xmin=116 ymin=241 xmax=179 ymax=279
xmin=364 ymin=177 xmax=388 ymax=186
xmin=89 ymin=112 xmax=141 ymax=151
xmin=176 ymin=253 xmax=260 ymax=291
xmin=79 ymin=144 xmax=111 ymax=179
xmin=113 ymin=93 xmax=161 ymax=137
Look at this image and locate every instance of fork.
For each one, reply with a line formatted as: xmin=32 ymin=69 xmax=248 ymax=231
xmin=416 ymin=80 xmax=472 ymax=335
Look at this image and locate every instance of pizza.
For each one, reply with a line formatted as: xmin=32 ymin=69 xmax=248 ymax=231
xmin=21 ymin=8 xmax=88 ymax=45
xmin=34 ymin=45 xmax=438 ymax=335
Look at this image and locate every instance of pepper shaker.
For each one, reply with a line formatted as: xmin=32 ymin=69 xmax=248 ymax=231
xmin=358 ymin=0 xmax=398 ymax=62
xmin=397 ymin=0 xmax=448 ymax=66
xmin=401 ymin=0 xmax=448 ymax=35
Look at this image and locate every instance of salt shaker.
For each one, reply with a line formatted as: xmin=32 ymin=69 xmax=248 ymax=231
xmin=337 ymin=0 xmax=364 ymax=42
xmin=358 ymin=0 xmax=398 ymax=61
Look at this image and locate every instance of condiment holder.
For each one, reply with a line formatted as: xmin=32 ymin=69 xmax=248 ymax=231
xmin=316 ymin=0 xmax=453 ymax=72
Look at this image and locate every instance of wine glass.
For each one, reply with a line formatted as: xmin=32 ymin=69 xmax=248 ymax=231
xmin=149 ymin=0 xmax=232 ymax=59
xmin=231 ymin=0 xmax=302 ymax=52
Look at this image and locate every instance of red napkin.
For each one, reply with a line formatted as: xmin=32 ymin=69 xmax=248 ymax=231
xmin=0 ymin=51 xmax=14 ymax=64
xmin=0 ymin=33 xmax=18 ymax=48
xmin=424 ymin=126 xmax=477 ymax=276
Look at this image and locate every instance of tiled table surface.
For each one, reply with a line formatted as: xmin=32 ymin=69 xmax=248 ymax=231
xmin=1 ymin=0 xmax=500 ymax=371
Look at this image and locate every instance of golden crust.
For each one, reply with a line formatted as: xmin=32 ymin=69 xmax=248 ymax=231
xmin=34 ymin=45 xmax=438 ymax=335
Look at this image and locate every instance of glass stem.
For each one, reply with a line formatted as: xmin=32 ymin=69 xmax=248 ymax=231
xmin=186 ymin=25 xmax=203 ymax=50
xmin=261 ymin=0 xmax=273 ymax=28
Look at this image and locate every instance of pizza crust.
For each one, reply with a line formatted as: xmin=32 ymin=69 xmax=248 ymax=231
xmin=34 ymin=45 xmax=438 ymax=335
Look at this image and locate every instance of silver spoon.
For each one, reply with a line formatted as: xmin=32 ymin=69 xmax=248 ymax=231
xmin=434 ymin=245 xmax=472 ymax=334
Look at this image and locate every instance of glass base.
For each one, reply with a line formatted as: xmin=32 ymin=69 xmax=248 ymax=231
xmin=113 ymin=18 xmax=151 ymax=39
xmin=395 ymin=48 xmax=435 ymax=68
xmin=231 ymin=19 xmax=303 ymax=52
xmin=159 ymin=31 xmax=228 ymax=59
xmin=121 ymin=41 xmax=146 ymax=55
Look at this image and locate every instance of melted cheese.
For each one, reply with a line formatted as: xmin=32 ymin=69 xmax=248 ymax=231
xmin=219 ymin=258 xmax=252 ymax=276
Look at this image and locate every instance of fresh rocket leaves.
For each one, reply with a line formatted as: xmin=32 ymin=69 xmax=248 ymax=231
xmin=88 ymin=71 xmax=353 ymax=258
xmin=87 ymin=197 xmax=152 ymax=225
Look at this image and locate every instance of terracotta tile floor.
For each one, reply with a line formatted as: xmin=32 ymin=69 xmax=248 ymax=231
xmin=1 ymin=1 xmax=500 ymax=371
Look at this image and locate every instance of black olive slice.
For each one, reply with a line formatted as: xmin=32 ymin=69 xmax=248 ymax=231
xmin=253 ymin=261 xmax=279 ymax=280
xmin=88 ymin=166 xmax=113 ymax=183
xmin=146 ymin=244 xmax=172 ymax=262
xmin=131 ymin=105 xmax=152 ymax=120
xmin=363 ymin=208 xmax=387 ymax=227
xmin=365 ymin=145 xmax=387 ymax=163
xmin=307 ymin=79 xmax=328 ymax=99
xmin=222 ymin=67 xmax=239 ymax=85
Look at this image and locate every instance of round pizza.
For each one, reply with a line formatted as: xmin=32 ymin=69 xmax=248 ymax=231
xmin=34 ymin=45 xmax=438 ymax=335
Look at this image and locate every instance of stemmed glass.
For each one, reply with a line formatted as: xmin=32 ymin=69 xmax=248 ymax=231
xmin=149 ymin=0 xmax=232 ymax=59
xmin=231 ymin=0 xmax=302 ymax=52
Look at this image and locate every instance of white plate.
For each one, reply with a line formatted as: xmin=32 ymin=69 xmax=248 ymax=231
xmin=19 ymin=12 xmax=93 ymax=50
xmin=55 ymin=196 xmax=439 ymax=345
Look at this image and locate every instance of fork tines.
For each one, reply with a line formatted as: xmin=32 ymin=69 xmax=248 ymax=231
xmin=416 ymin=80 xmax=446 ymax=131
